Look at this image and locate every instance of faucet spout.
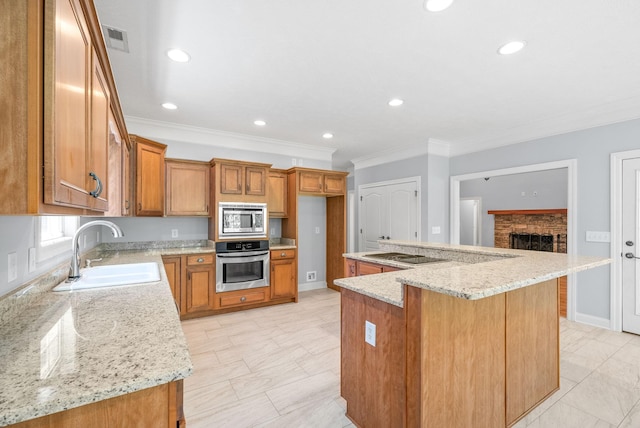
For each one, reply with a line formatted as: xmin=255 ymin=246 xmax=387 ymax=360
xmin=67 ymin=220 xmax=124 ymax=282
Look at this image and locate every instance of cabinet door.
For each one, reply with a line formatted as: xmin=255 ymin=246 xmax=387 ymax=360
xmin=88 ymin=50 xmax=109 ymax=211
xmin=220 ymin=163 xmax=243 ymax=194
xmin=184 ymin=264 xmax=215 ymax=314
xmin=324 ymin=174 xmax=345 ymax=195
xmin=356 ymin=261 xmax=384 ymax=276
xmin=218 ymin=289 xmax=268 ymax=308
xmin=136 ymin=140 xmax=165 ymax=216
xmin=267 ymin=171 xmax=287 ymax=217
xmin=345 ymin=259 xmax=357 ymax=277
xmin=122 ymin=140 xmax=131 ymax=216
xmin=162 ymin=256 xmax=182 ymax=312
xmin=45 ymin=0 xmax=91 ymax=209
xmin=299 ymin=171 xmax=323 ymax=193
xmin=245 ymin=167 xmax=266 ymax=196
xmin=166 ymin=160 xmax=210 ymax=216
xmin=271 ymin=258 xmax=296 ymax=299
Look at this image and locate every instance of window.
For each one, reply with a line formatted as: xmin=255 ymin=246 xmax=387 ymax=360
xmin=37 ymin=216 xmax=79 ymax=262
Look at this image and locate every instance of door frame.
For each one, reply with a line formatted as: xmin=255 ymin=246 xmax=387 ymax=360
xmin=450 ymin=159 xmax=577 ymax=321
xmin=358 ymin=176 xmax=421 ymax=251
xmin=459 ymin=197 xmax=482 ymax=246
xmin=610 ymin=149 xmax=640 ymax=332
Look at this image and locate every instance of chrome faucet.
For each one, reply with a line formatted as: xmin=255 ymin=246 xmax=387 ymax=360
xmin=67 ymin=220 xmax=124 ymax=282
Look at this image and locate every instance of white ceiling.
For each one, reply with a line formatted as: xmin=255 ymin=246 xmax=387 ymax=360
xmin=94 ymin=0 xmax=640 ymax=169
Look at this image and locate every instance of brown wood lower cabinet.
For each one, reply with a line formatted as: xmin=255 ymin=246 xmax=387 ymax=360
xmin=9 ymin=381 xmax=184 ymax=428
xmin=345 ymin=258 xmax=401 ymax=277
xmin=217 ymin=288 xmax=268 ymax=308
xmin=341 ymin=279 xmax=559 ymax=428
xmin=270 ymin=249 xmax=297 ymax=301
xmin=183 ymin=254 xmax=216 ymax=315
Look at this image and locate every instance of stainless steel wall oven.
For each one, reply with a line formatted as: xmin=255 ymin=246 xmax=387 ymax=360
xmin=215 ymin=240 xmax=269 ymax=292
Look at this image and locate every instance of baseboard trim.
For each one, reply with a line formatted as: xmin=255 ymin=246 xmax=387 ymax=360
xmin=299 ymin=281 xmax=327 ymax=292
xmin=574 ymin=312 xmax=611 ymax=330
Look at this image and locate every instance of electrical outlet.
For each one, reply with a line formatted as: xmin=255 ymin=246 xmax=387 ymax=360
xmin=171 ymin=229 xmax=178 ymax=238
xmin=431 ymin=226 xmax=441 ymax=235
xmin=270 ymin=228 xmax=275 ymax=236
xmin=306 ymin=271 xmax=316 ymax=281
xmin=365 ymin=321 xmax=376 ymax=347
xmin=315 ymin=226 xmax=320 ymax=234
xmin=586 ymin=231 xmax=610 ymax=243
xmin=291 ymin=158 xmax=297 ymax=166
xmin=298 ymin=159 xmax=304 ymax=166
xmin=8 ymin=252 xmax=17 ymax=282
xmin=28 ymin=247 xmax=36 ymax=273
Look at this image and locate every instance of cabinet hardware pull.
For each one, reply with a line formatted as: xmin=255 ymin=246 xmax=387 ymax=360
xmin=89 ymin=172 xmax=103 ymax=197
xmin=125 ymin=200 xmax=130 ymax=209
xmin=197 ymin=258 xmax=204 ymax=263
xmin=281 ymin=252 xmax=286 ymax=257
xmin=240 ymin=296 xmax=246 ymax=302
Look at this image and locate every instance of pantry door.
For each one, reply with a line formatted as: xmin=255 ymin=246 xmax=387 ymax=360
xmin=623 ymin=157 xmax=640 ymax=334
xmin=359 ymin=178 xmax=419 ymax=252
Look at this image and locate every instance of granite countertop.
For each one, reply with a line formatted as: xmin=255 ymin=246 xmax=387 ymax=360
xmin=0 ymin=246 xmax=197 ymax=426
xmin=269 ymin=237 xmax=296 ymax=250
xmin=337 ymin=240 xmax=610 ymax=307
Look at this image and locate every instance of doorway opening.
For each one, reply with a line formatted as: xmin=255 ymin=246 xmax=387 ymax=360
xmin=450 ymin=159 xmax=577 ymax=321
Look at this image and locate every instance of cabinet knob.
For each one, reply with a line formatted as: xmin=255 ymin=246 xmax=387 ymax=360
xmin=197 ymin=257 xmax=204 ymax=263
xmin=281 ymin=252 xmax=286 ymax=257
xmin=240 ymin=296 xmax=246 ymax=302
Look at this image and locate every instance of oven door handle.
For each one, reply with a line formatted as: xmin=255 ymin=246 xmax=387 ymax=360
xmin=216 ymin=251 xmax=269 ymax=258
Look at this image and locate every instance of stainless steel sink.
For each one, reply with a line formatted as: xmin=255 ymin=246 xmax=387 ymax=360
xmin=364 ymin=252 xmax=447 ymax=265
xmin=53 ymin=262 xmax=161 ymax=291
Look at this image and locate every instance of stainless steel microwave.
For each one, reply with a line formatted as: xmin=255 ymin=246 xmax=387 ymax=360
xmin=218 ymin=202 xmax=267 ymax=239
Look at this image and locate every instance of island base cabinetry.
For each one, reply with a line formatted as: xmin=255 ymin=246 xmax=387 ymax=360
xmin=341 ymin=279 xmax=559 ymax=428
xmin=8 ymin=380 xmax=184 ymax=428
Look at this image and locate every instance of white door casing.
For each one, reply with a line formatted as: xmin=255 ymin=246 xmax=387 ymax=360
xmin=611 ymin=150 xmax=640 ymax=332
xmin=621 ymin=157 xmax=640 ymax=334
xmin=460 ymin=197 xmax=482 ymax=246
xmin=358 ymin=177 xmax=420 ymax=252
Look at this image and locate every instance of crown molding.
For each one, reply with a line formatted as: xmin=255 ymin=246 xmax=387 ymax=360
xmin=351 ymin=138 xmax=451 ymax=170
xmin=124 ymin=116 xmax=336 ymax=161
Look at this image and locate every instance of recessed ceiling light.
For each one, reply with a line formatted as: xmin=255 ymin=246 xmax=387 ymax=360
xmin=167 ymin=49 xmax=190 ymax=63
xmin=498 ymin=40 xmax=526 ymax=55
xmin=162 ymin=102 xmax=177 ymax=110
xmin=254 ymin=120 xmax=266 ymax=126
xmin=424 ymin=0 xmax=454 ymax=12
xmin=388 ymin=98 xmax=404 ymax=107
xmin=322 ymin=133 xmax=334 ymax=139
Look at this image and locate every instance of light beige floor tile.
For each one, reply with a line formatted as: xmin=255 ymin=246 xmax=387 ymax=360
xmin=561 ymin=351 xmax=604 ymax=383
xmin=591 ymin=328 xmax=634 ymax=348
xmin=528 ymin=401 xmax=613 ymax=428
xmin=189 ymin=350 xmax=220 ymax=371
xmin=573 ymin=339 xmax=621 ymax=364
xmin=185 ymin=359 xmax=251 ymax=391
xmin=229 ymin=360 xmax=309 ymax=400
xmin=297 ymin=346 xmax=341 ymax=376
xmin=187 ymin=393 xmax=280 ymax=428
xmin=255 ymin=396 xmax=352 ymax=428
xmin=266 ymin=370 xmax=341 ymax=415
xmin=560 ymin=371 xmax=640 ymax=425
xmin=619 ymin=399 xmax=640 ymax=427
xmin=243 ymin=344 xmax=311 ymax=372
xmin=216 ymin=337 xmax=282 ymax=365
xmin=612 ymin=341 xmax=640 ymax=365
xmin=205 ymin=318 xmax=261 ymax=339
xmin=517 ymin=376 xmax=578 ymax=425
xmin=184 ymin=380 xmax=238 ymax=419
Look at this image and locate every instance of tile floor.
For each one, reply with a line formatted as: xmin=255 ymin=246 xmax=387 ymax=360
xmin=181 ymin=288 xmax=640 ymax=427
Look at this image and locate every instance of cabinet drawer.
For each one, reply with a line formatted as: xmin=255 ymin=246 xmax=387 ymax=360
xmin=270 ymin=249 xmax=295 ymax=260
xmin=219 ymin=289 xmax=267 ymax=308
xmin=187 ymin=254 xmax=214 ymax=266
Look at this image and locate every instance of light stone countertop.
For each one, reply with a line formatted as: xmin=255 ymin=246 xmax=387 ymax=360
xmin=0 ymin=248 xmax=194 ymax=426
xmin=336 ymin=240 xmax=610 ymax=307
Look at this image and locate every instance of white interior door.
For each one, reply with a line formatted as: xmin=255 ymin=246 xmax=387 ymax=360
xmin=460 ymin=198 xmax=481 ymax=246
xmin=359 ymin=179 xmax=418 ymax=252
xmin=361 ymin=189 xmax=386 ymax=251
xmin=622 ymin=157 xmax=640 ymax=334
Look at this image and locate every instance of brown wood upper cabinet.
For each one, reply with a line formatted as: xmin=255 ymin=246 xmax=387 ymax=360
xmin=267 ymin=169 xmax=288 ymax=217
xmin=1 ymin=0 xmax=129 ymax=215
xmin=132 ymin=135 xmax=166 ymax=216
xmin=210 ymin=159 xmax=271 ymax=204
xmin=298 ymin=168 xmax=347 ymax=196
xmin=165 ymin=159 xmax=210 ymax=216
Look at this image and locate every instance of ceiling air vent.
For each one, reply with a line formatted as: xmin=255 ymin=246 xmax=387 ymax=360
xmin=102 ymin=25 xmax=129 ymax=53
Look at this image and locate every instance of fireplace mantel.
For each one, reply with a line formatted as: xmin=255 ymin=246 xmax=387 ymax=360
xmin=488 ymin=209 xmax=568 ymax=216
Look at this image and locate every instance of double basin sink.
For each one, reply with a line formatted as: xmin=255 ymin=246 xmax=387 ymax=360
xmin=364 ymin=252 xmax=447 ymax=265
xmin=53 ymin=262 xmax=161 ymax=292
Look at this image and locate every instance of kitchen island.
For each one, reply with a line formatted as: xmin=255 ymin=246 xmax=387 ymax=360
xmin=0 ymin=245 xmax=205 ymax=427
xmin=337 ymin=241 xmax=610 ymax=428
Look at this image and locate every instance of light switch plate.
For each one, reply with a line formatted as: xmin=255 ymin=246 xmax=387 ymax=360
xmin=365 ymin=320 xmax=376 ymax=347
xmin=585 ymin=231 xmax=610 ymax=243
